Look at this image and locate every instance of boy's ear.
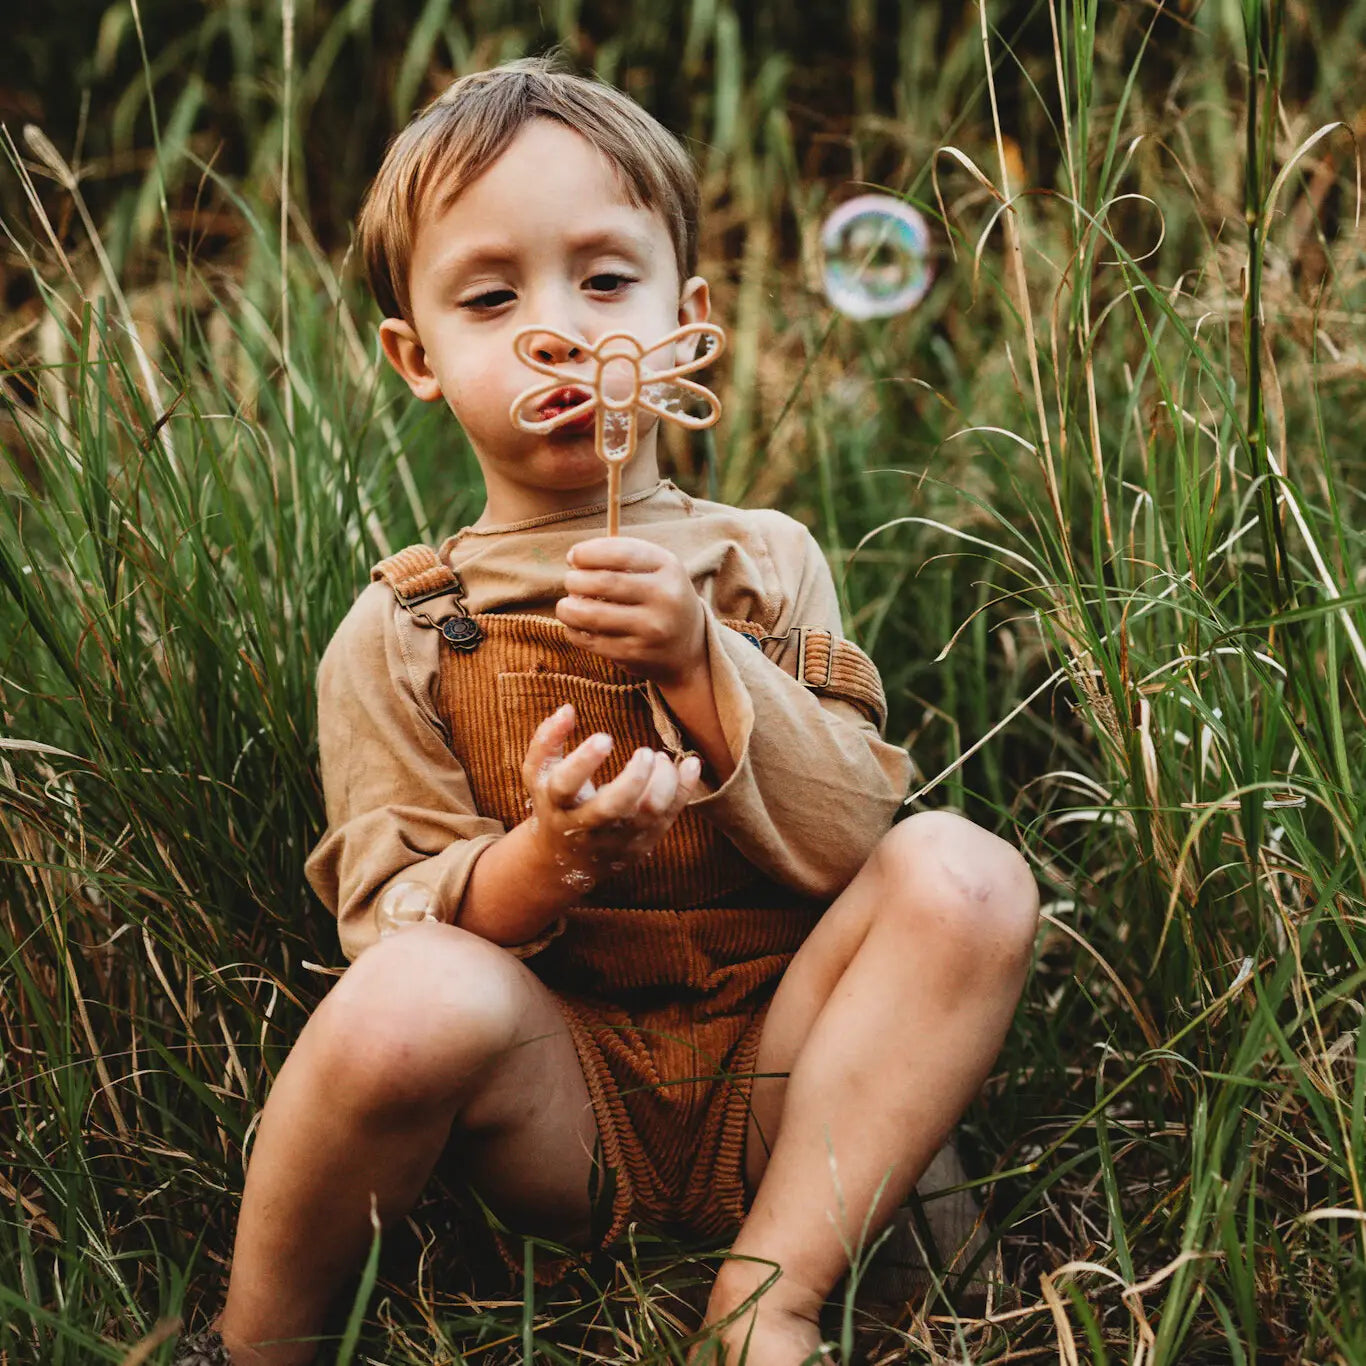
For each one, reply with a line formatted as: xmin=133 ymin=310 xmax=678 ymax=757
xmin=677 ymin=276 xmax=713 ymax=363
xmin=378 ymin=318 xmax=443 ymax=402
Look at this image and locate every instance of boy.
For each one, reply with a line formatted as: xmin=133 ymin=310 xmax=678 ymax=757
xmin=175 ymin=55 xmax=1039 ymax=1366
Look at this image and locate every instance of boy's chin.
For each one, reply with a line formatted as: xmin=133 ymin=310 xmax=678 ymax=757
xmin=543 ymin=439 xmax=610 ymax=473
xmin=477 ymin=432 xmax=656 ymax=491
xmin=540 ymin=437 xmax=648 ymax=479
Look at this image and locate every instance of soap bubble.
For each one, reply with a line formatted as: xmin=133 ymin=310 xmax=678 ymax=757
xmin=820 ymin=194 xmax=932 ymax=320
xmin=377 ymin=880 xmax=437 ymax=937
xmin=640 ymin=381 xmax=685 ymax=414
xmin=601 ymin=408 xmax=632 ymax=461
xmin=640 ymin=380 xmax=714 ymax=421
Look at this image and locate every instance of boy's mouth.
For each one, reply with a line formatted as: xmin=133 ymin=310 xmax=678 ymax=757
xmin=536 ymin=385 xmax=593 ymax=417
xmin=536 ymin=386 xmax=595 ymax=436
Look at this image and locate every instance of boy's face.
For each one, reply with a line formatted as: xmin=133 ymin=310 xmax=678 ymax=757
xmin=379 ymin=118 xmax=710 ymax=519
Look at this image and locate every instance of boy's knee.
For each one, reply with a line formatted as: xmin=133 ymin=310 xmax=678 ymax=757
xmin=872 ymin=812 xmax=1039 ymax=972
xmin=313 ymin=923 xmax=527 ymax=1115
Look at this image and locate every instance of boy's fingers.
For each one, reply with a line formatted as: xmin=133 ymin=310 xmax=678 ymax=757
xmin=587 ymin=747 xmax=656 ymax=821
xmin=568 ymin=536 xmax=661 ymax=572
xmin=526 ymin=704 xmax=572 ymax=754
xmin=558 ymin=595 xmax=637 ymax=636
xmin=523 ymin=706 xmax=573 ymax=787
xmin=539 ymin=703 xmax=574 ymax=732
xmin=541 ymin=733 xmax=613 ymax=808
xmin=563 ymin=568 xmax=650 ymax=602
xmin=638 ymin=752 xmax=678 ymax=816
xmin=521 ymin=710 xmax=565 ymax=786
xmin=668 ymin=755 xmax=704 ymax=817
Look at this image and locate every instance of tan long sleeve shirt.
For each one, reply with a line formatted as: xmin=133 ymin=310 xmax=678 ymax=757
xmin=303 ymin=478 xmax=913 ymax=961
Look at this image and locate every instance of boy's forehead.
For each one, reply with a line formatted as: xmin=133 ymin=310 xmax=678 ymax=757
xmin=413 ymin=118 xmax=673 ymax=273
xmin=427 ymin=223 xmax=661 ymax=281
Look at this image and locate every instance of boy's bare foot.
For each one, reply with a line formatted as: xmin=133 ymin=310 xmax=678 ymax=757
xmin=171 ymin=1323 xmax=274 ymax=1366
xmin=690 ymin=1265 xmax=830 ymax=1365
xmin=695 ymin=1306 xmax=828 ymax=1366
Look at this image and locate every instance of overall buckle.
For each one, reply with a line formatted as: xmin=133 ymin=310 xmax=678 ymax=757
xmin=796 ymin=628 xmax=834 ymax=689
xmin=396 ymin=582 xmax=483 ymax=652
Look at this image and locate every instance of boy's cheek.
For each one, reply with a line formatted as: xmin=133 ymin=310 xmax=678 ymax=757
xmin=447 ymin=382 xmax=508 ymax=438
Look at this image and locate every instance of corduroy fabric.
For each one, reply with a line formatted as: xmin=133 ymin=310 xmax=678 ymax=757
xmin=379 ymin=546 xmax=461 ymax=602
xmin=794 ymin=628 xmax=888 ymax=727
xmin=430 ymin=609 xmax=823 ymax=1283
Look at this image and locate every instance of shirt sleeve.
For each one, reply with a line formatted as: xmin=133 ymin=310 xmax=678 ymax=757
xmin=302 ymin=580 xmax=507 ymax=962
xmin=648 ymin=521 xmax=912 ymax=900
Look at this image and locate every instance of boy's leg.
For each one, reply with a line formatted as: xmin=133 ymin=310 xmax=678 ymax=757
xmin=213 ymin=921 xmax=599 ymax=1366
xmin=697 ymin=811 xmax=1039 ymax=1362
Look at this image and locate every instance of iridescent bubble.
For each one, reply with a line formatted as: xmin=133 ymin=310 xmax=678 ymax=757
xmin=820 ymin=194 xmax=932 ymax=320
xmin=377 ymin=880 xmax=437 ymax=937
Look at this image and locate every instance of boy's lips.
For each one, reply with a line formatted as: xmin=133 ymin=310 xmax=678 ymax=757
xmin=536 ymin=385 xmax=595 ymax=435
xmin=536 ymin=385 xmax=593 ymax=416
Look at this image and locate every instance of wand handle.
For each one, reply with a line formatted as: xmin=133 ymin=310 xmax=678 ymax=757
xmin=607 ymin=462 xmax=621 ymax=537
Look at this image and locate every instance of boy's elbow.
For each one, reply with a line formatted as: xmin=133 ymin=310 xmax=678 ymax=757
xmin=337 ymin=901 xmax=382 ymax=962
xmin=794 ymin=828 xmax=889 ymax=901
xmin=824 ymin=797 xmax=906 ymax=895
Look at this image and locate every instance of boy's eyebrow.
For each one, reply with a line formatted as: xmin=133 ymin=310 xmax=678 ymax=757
xmin=563 ymin=227 xmax=656 ymax=261
xmin=430 ymin=227 xmax=656 ymax=283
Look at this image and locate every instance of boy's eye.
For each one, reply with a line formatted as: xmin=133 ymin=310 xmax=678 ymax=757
xmin=460 ymin=288 xmax=516 ymax=310
xmin=585 ymin=273 xmax=636 ymax=293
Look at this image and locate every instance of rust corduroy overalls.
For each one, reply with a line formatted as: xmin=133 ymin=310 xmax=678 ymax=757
xmin=371 ymin=544 xmax=887 ymax=1280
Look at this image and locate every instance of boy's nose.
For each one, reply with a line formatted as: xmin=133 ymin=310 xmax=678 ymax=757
xmin=527 ymin=329 xmax=586 ymax=366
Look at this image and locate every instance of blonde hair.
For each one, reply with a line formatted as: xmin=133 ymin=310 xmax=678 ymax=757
xmin=356 ymin=54 xmax=700 ymax=324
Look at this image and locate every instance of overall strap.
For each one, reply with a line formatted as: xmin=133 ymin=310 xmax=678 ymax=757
xmin=792 ymin=628 xmax=887 ymax=730
xmin=733 ymin=624 xmax=887 ymax=731
xmin=368 ymin=551 xmax=882 ymax=717
xmin=371 ymin=544 xmax=456 ymax=602
xmin=370 ymin=545 xmax=483 ymax=651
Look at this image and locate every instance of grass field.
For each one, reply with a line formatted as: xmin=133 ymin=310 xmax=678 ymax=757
xmin=2 ymin=1 xmax=1365 ymax=1361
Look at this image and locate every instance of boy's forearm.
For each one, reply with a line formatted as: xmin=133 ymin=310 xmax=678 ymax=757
xmin=657 ymin=660 xmax=736 ymax=786
xmin=451 ymin=820 xmax=582 ymax=947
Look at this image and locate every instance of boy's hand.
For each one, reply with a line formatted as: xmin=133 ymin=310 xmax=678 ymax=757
xmin=522 ymin=703 xmax=703 ymax=885
xmin=557 ymin=536 xmax=706 ymax=688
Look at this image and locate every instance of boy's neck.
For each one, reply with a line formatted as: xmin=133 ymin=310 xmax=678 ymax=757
xmin=472 ymin=452 xmax=663 ymax=529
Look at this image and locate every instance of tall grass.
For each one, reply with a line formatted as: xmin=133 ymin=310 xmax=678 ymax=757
xmin=2 ymin=1 xmax=1364 ymax=1360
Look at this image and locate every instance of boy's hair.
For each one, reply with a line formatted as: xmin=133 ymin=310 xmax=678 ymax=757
xmin=357 ymin=54 xmax=700 ymax=325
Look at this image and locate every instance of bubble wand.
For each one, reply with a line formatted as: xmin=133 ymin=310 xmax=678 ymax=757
xmin=509 ymin=322 xmax=727 ymax=535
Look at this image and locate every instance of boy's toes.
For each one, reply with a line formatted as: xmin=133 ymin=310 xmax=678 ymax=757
xmin=691 ymin=1304 xmax=830 ymax=1365
xmin=169 ymin=1326 xmax=235 ymax=1366
xmin=694 ymin=1268 xmax=830 ymax=1366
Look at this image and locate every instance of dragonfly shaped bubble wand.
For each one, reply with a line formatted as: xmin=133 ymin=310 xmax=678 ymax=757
xmin=509 ymin=321 xmax=727 ymax=536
